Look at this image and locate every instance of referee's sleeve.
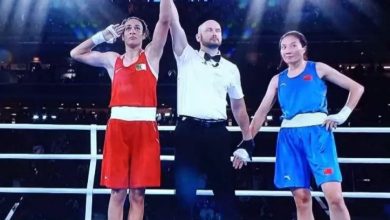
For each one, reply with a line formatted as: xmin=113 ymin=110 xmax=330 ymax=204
xmin=228 ymin=65 xmax=244 ymax=99
xmin=173 ymin=44 xmax=193 ymax=62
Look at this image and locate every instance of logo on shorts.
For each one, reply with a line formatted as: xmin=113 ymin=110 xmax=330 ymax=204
xmin=284 ymin=175 xmax=291 ymax=181
xmin=323 ymin=168 xmax=333 ymax=175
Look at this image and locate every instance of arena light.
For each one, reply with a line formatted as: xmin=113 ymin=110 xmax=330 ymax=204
xmin=10 ymin=0 xmax=31 ymax=33
xmin=30 ymin=0 xmax=50 ymax=42
xmin=32 ymin=57 xmax=41 ymax=63
xmin=241 ymin=0 xmax=266 ymax=40
xmin=284 ymin=0 xmax=304 ymax=31
xmin=0 ymin=0 xmax=13 ymax=31
xmin=347 ymin=0 xmax=382 ymax=25
xmin=307 ymin=0 xmax=358 ymax=32
xmin=0 ymin=0 xmax=50 ymax=42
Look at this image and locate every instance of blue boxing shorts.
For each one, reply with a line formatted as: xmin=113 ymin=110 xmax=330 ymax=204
xmin=274 ymin=125 xmax=342 ymax=189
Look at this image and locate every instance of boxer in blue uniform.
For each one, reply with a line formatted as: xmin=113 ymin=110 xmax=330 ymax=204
xmin=234 ymin=31 xmax=364 ymax=220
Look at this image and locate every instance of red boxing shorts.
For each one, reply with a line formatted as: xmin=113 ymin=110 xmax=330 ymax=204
xmin=100 ymin=119 xmax=161 ymax=188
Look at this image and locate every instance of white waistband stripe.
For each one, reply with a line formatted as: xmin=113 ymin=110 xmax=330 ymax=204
xmin=110 ymin=106 xmax=156 ymax=121
xmin=281 ymin=112 xmax=327 ymax=128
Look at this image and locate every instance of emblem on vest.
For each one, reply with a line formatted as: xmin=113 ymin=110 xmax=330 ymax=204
xmin=303 ymin=74 xmax=313 ymax=81
xmin=136 ymin=63 xmax=147 ymax=71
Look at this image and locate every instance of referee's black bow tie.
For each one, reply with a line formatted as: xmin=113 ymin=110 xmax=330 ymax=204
xmin=204 ymin=53 xmax=221 ymax=62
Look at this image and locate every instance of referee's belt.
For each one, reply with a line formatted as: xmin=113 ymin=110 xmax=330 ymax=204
xmin=179 ymin=115 xmax=226 ymax=127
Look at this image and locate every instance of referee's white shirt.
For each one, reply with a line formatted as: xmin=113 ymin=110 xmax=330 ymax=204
xmin=174 ymin=45 xmax=244 ymax=120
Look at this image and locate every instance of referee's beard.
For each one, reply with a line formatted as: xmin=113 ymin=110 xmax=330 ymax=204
xmin=201 ymin=40 xmax=221 ymax=50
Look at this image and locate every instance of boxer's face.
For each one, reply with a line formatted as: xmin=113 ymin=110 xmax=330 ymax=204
xmin=122 ymin=19 xmax=145 ymax=47
xmin=280 ymin=35 xmax=306 ymax=65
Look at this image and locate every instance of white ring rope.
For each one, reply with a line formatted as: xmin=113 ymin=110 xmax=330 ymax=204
xmin=1 ymin=188 xmax=390 ymax=199
xmin=1 ymin=154 xmax=390 ymax=164
xmin=0 ymin=123 xmax=389 ymax=220
xmin=0 ymin=123 xmax=390 ymax=133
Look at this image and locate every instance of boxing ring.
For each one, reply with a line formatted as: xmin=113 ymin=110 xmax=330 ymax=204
xmin=0 ymin=123 xmax=389 ymax=220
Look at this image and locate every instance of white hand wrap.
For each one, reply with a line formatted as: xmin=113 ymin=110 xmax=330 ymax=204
xmin=91 ymin=25 xmax=120 ymax=45
xmin=91 ymin=31 xmax=106 ymax=45
xmin=233 ymin=148 xmax=250 ymax=162
xmin=326 ymin=106 xmax=352 ymax=125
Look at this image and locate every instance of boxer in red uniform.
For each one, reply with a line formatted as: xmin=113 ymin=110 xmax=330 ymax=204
xmin=70 ymin=1 xmax=172 ymax=219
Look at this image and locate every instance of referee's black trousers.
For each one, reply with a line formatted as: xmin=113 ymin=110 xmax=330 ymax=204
xmin=174 ymin=118 xmax=239 ymax=220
